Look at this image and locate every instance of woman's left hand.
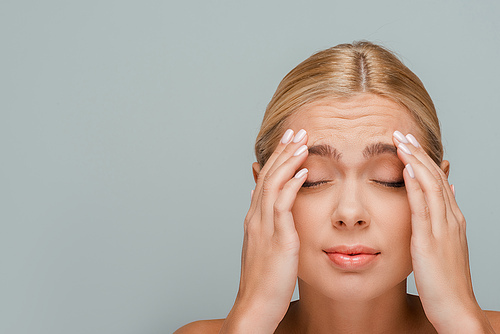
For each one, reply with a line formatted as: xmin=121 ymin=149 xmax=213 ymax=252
xmin=392 ymin=131 xmax=495 ymax=334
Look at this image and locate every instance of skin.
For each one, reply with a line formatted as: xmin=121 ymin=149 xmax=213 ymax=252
xmin=273 ymin=94 xmax=432 ymax=333
xmin=175 ymin=94 xmax=500 ymax=334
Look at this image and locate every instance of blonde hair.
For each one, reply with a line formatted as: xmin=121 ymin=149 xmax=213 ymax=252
xmin=255 ymin=41 xmax=442 ymax=167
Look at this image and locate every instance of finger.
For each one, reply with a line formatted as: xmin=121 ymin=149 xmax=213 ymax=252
xmin=260 ymin=144 xmax=309 ymax=234
xmin=259 ymin=129 xmax=295 ymax=179
xmin=393 ymin=131 xmax=453 ymax=212
xmin=251 ymin=129 xmax=308 ymax=222
xmin=396 ymin=141 xmax=448 ymax=237
xmin=404 ymin=133 xmax=456 ymax=220
xmin=403 ymin=133 xmax=467 ymax=234
xmin=248 ymin=129 xmax=295 ymax=217
xmin=266 ymin=129 xmax=308 ymax=178
xmin=272 ymin=168 xmax=308 ymax=236
xmin=402 ymin=163 xmax=432 ymax=240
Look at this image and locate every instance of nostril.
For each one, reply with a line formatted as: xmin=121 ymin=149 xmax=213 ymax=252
xmin=333 ymin=220 xmax=368 ymax=228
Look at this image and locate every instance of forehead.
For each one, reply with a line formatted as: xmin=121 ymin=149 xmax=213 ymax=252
xmin=285 ymin=94 xmax=418 ymax=148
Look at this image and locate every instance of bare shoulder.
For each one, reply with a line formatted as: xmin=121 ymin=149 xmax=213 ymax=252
xmin=484 ymin=310 xmax=500 ymax=332
xmin=173 ymin=319 xmax=225 ymax=334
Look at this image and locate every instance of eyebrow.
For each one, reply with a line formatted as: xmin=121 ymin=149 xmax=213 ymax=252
xmin=308 ymin=142 xmax=398 ymax=161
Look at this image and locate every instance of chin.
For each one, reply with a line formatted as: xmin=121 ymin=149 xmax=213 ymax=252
xmin=305 ymin=275 xmax=391 ymax=301
xmin=298 ymin=256 xmax=413 ymax=302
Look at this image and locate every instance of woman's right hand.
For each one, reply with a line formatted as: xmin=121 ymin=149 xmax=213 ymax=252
xmin=219 ymin=129 xmax=309 ymax=334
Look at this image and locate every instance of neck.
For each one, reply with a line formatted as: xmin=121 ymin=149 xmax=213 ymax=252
xmin=280 ymin=278 xmax=428 ymax=334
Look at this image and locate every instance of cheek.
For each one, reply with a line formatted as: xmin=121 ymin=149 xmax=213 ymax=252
xmin=291 ymin=195 xmax=329 ymax=236
xmin=292 ymin=189 xmax=412 ymax=241
xmin=380 ymin=195 xmax=411 ymax=231
xmin=376 ymin=195 xmax=412 ymax=252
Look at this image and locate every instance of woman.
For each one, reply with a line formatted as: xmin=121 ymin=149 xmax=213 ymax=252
xmin=175 ymin=41 xmax=500 ymax=333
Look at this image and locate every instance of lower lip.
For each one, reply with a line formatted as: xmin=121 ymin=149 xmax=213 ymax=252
xmin=325 ymin=252 xmax=380 ymax=270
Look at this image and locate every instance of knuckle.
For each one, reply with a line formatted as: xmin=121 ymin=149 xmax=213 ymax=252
xmin=455 ymin=210 xmax=465 ymax=222
xmin=431 ymin=182 xmax=444 ymax=196
xmin=412 ymin=235 xmax=432 ymax=251
xmin=437 ymin=168 xmax=448 ymax=181
xmin=243 ymin=214 xmax=251 ymax=227
xmin=244 ymin=217 xmax=259 ymax=235
xmin=273 ymin=200 xmax=287 ymax=217
xmin=449 ymin=219 xmax=461 ymax=233
xmin=261 ymin=177 xmax=274 ymax=195
xmin=270 ymin=147 xmax=283 ymax=159
xmin=257 ymin=169 xmax=268 ymax=184
xmin=430 ymin=167 xmax=443 ymax=181
xmin=279 ymin=181 xmax=294 ymax=195
xmin=416 ymin=205 xmax=431 ymax=220
xmin=458 ymin=215 xmax=467 ymax=229
xmin=256 ymin=171 xmax=265 ymax=184
xmin=273 ymin=233 xmax=299 ymax=252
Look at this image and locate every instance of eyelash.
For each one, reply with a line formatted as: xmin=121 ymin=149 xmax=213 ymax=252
xmin=376 ymin=181 xmax=405 ymax=188
xmin=301 ymin=180 xmax=405 ymax=188
xmin=301 ymin=181 xmax=328 ymax=188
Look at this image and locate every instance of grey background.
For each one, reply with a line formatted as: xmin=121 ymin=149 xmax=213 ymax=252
xmin=2 ymin=1 xmax=499 ymax=333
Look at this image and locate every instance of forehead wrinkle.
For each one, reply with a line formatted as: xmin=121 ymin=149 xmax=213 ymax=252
xmin=302 ymin=110 xmax=380 ymax=124
xmin=285 ymin=95 xmax=425 ymax=155
xmin=307 ymin=122 xmax=389 ymax=145
xmin=303 ymin=114 xmax=402 ymax=136
xmin=286 ymin=103 xmax=410 ymax=134
xmin=295 ymin=99 xmax=405 ymax=121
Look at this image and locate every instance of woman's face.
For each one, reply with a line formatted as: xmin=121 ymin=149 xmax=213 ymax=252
xmin=287 ymin=94 xmax=421 ymax=301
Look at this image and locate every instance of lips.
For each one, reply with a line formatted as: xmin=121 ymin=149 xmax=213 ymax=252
xmin=323 ymin=245 xmax=381 ymax=270
xmin=323 ymin=245 xmax=380 ymax=255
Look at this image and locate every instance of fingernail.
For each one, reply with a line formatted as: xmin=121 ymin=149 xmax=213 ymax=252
xmin=293 ymin=129 xmax=307 ymax=143
xmin=451 ymin=184 xmax=455 ymax=197
xmin=294 ymin=168 xmax=308 ymax=179
xmin=281 ymin=129 xmax=294 ymax=144
xmin=293 ymin=144 xmax=308 ymax=156
xmin=393 ymin=130 xmax=409 ymax=143
xmin=406 ymin=134 xmax=420 ymax=148
xmin=398 ymin=143 xmax=412 ymax=155
xmin=406 ymin=163 xmax=415 ymax=179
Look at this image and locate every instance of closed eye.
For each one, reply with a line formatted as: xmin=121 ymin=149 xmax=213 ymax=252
xmin=301 ymin=180 xmax=329 ymax=188
xmin=301 ymin=180 xmax=405 ymax=189
xmin=375 ymin=180 xmax=405 ymax=188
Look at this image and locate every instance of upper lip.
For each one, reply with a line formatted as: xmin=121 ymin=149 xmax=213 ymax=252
xmin=323 ymin=245 xmax=381 ymax=255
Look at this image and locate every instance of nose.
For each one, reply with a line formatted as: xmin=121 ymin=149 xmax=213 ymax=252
xmin=331 ymin=182 xmax=369 ymax=230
